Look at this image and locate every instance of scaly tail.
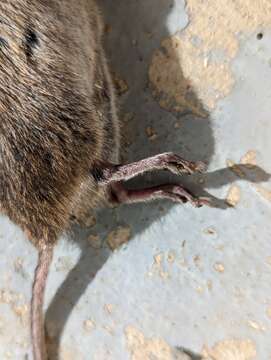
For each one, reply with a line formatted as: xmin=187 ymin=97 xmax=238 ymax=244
xmin=31 ymin=245 xmax=53 ymax=360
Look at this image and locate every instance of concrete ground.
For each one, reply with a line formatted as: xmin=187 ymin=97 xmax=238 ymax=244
xmin=1 ymin=0 xmax=271 ymax=359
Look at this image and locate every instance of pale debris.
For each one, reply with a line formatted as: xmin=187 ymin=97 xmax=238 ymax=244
xmin=154 ymin=253 xmax=163 ymax=266
xmin=226 ymin=159 xmax=245 ymax=178
xmin=167 ymin=250 xmax=176 ymax=264
xmin=79 ymin=214 xmax=97 ymax=228
xmin=104 ymin=303 xmax=114 ymax=315
xmin=266 ymin=307 xmax=271 ymax=319
xmin=226 ymin=185 xmax=241 ymax=207
xmin=83 ymin=319 xmax=96 ymax=332
xmin=202 ymin=339 xmax=256 ymax=360
xmin=150 ymin=252 xmax=170 ymax=279
xmin=59 ymin=346 xmax=84 ymax=360
xmin=145 ymin=126 xmax=158 ymax=141
xmin=125 ymin=326 xmax=193 ymax=360
xmin=113 ymin=72 xmax=129 ymax=95
xmin=103 ymin=325 xmax=115 ymax=335
xmin=213 ymin=262 xmax=225 ymax=273
xmin=240 ymin=150 xmax=257 ymax=167
xmin=247 ymin=320 xmax=265 ymax=332
xmin=203 ymin=227 xmax=217 ymax=236
xmin=87 ymin=234 xmax=103 ymax=249
xmin=193 ymin=255 xmax=202 ymax=269
xmin=207 ymin=280 xmax=213 ymax=291
xmin=106 ymin=226 xmax=131 ymax=251
xmin=13 ymin=304 xmax=28 ymax=323
xmin=0 ymin=289 xmax=28 ymax=324
xmin=255 ymin=186 xmax=271 ymax=203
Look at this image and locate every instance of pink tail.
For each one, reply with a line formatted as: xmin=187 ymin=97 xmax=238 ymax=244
xmin=31 ymin=245 xmax=53 ymax=360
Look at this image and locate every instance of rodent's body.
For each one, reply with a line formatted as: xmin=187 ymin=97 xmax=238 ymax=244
xmin=0 ymin=0 xmax=119 ymax=247
xmin=0 ymin=2 xmax=209 ymax=359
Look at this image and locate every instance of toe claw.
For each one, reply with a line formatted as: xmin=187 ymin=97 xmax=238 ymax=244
xmin=175 ymin=159 xmax=207 ymax=175
xmin=195 ymin=197 xmax=211 ymax=207
xmin=194 ymin=161 xmax=207 ymax=173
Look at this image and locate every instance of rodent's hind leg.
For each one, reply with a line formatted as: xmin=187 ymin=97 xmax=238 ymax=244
xmin=93 ymin=153 xmax=206 ymax=185
xmin=109 ymin=182 xmax=210 ymax=208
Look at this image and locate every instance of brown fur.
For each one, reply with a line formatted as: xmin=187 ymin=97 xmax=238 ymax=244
xmin=0 ymin=2 xmax=120 ymax=358
xmin=0 ymin=0 xmax=120 ymax=248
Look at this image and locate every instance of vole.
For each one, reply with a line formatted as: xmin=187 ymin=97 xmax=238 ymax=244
xmin=0 ymin=1 xmax=209 ymax=359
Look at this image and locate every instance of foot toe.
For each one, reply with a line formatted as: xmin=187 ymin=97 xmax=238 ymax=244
xmin=194 ymin=197 xmax=211 ymax=207
xmin=194 ymin=161 xmax=207 ymax=173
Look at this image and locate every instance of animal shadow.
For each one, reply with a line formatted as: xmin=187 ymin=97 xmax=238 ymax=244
xmin=46 ymin=1 xmax=270 ymax=359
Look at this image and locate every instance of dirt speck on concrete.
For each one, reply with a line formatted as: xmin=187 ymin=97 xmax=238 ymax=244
xmin=226 ymin=185 xmax=241 ymax=207
xmin=145 ymin=126 xmax=158 ymax=141
xmin=203 ymin=227 xmax=217 ymax=236
xmin=87 ymin=234 xmax=103 ymax=249
xmin=0 ymin=289 xmax=28 ymax=324
xmin=247 ymin=320 xmax=265 ymax=332
xmin=207 ymin=280 xmax=213 ymax=291
xmin=174 ymin=121 xmax=182 ymax=129
xmin=104 ymin=303 xmax=114 ymax=315
xmin=113 ymin=72 xmax=129 ymax=95
xmin=167 ymin=250 xmax=176 ymax=264
xmin=226 ymin=159 xmax=246 ymax=178
xmin=266 ymin=307 xmax=271 ymax=319
xmin=13 ymin=257 xmax=24 ymax=272
xmin=154 ymin=253 xmax=163 ymax=266
xmin=241 ymin=150 xmax=257 ymax=167
xmin=13 ymin=304 xmax=28 ymax=323
xmin=0 ymin=289 xmax=17 ymax=304
xmin=202 ymin=339 xmax=256 ymax=360
xmin=125 ymin=326 xmax=191 ymax=360
xmin=106 ymin=226 xmax=131 ymax=250
xmin=103 ymin=324 xmax=115 ymax=335
xmin=72 ymin=206 xmax=97 ymax=228
xmin=150 ymin=253 xmax=170 ymax=280
xmin=83 ymin=214 xmax=97 ymax=228
xmin=193 ymin=255 xmax=202 ymax=268
xmin=214 ymin=244 xmax=225 ymax=252
xmin=255 ymin=185 xmax=271 ymax=203
xmin=59 ymin=346 xmax=84 ymax=360
xmin=13 ymin=257 xmax=28 ymax=279
xmin=83 ymin=319 xmax=96 ymax=332
xmin=213 ymin=262 xmax=225 ymax=273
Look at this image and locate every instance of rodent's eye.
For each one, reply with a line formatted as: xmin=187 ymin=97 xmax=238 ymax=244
xmin=0 ymin=36 xmax=9 ymax=50
xmin=24 ymin=28 xmax=39 ymax=58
